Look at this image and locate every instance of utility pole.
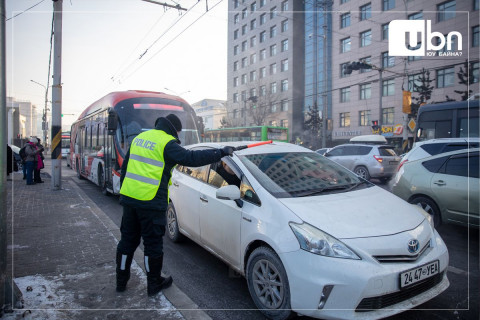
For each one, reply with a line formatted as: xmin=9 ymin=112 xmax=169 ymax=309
xmin=51 ymin=0 xmax=63 ymax=190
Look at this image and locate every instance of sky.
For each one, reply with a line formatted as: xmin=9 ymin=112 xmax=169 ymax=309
xmin=6 ymin=0 xmax=228 ymax=127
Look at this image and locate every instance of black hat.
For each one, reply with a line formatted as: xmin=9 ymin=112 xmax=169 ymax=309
xmin=166 ymin=114 xmax=182 ymax=132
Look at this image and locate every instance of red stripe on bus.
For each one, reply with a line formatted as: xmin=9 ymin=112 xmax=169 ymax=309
xmin=133 ymin=103 xmax=183 ymax=110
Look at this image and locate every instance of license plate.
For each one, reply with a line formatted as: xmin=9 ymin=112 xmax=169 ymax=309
xmin=400 ymin=260 xmax=439 ymax=288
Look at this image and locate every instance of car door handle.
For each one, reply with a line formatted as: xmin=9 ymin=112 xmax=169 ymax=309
xmin=200 ymin=196 xmax=208 ymax=203
xmin=433 ymin=180 xmax=446 ymax=186
xmin=172 ymin=182 xmax=179 ymax=187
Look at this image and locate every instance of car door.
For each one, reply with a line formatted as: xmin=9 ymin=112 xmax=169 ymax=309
xmin=198 ymin=159 xmax=243 ymax=267
xmin=171 ymin=161 xmax=209 ymax=242
xmin=325 ymin=146 xmax=350 ymax=168
xmin=431 ymin=152 xmax=480 ymax=225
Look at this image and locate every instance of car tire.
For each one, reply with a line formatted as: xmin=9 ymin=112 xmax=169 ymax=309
xmin=410 ymin=196 xmax=442 ymax=228
xmin=354 ymin=166 xmax=370 ymax=180
xmin=166 ymin=203 xmax=184 ymax=243
xmin=246 ymin=247 xmax=292 ymax=320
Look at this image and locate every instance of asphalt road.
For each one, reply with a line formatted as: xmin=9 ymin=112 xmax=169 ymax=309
xmin=66 ymin=164 xmax=479 ymax=320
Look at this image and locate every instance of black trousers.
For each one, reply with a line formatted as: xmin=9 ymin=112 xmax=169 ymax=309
xmin=117 ymin=204 xmax=166 ymax=258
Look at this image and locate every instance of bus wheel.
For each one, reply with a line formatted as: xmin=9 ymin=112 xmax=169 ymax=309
xmin=76 ymin=160 xmax=83 ymax=180
xmin=98 ymin=165 xmax=109 ymax=196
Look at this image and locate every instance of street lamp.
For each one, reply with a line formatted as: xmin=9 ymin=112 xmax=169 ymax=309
xmin=30 ymin=79 xmax=49 ymax=148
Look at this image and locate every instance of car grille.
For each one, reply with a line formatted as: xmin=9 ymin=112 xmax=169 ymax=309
xmin=355 ymin=272 xmax=444 ymax=312
xmin=373 ymin=242 xmax=431 ymax=263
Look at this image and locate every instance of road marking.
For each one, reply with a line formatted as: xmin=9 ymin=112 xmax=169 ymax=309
xmin=448 ymin=265 xmax=468 ymax=276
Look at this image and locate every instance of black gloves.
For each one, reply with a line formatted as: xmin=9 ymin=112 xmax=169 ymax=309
xmin=220 ymin=146 xmax=235 ymax=157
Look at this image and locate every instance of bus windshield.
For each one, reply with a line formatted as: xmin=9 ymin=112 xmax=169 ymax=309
xmin=115 ymin=97 xmax=199 ymax=153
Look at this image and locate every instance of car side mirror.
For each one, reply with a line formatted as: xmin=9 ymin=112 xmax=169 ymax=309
xmin=216 ymin=185 xmax=241 ymax=201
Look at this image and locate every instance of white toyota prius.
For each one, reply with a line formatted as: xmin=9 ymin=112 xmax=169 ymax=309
xmin=167 ymin=142 xmax=449 ymax=320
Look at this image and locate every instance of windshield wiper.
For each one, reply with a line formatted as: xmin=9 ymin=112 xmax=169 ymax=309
xmin=293 ymin=181 xmax=367 ymax=197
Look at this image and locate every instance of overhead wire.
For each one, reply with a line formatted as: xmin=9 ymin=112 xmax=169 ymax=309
xmin=5 ymin=0 xmax=47 ymax=21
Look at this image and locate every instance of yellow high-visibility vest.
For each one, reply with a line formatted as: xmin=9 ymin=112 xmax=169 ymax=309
xmin=120 ymin=130 xmax=176 ymax=201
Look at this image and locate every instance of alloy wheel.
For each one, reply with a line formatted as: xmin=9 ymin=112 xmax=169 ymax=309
xmin=252 ymin=259 xmax=284 ymax=309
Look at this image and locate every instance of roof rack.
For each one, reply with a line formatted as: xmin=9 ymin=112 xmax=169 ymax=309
xmin=349 ymin=135 xmax=388 ymax=145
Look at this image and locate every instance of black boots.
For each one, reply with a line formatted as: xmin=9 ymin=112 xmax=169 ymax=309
xmin=116 ymin=251 xmax=134 ymax=292
xmin=145 ymin=255 xmax=173 ymax=296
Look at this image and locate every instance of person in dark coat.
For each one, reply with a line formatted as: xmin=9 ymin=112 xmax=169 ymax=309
xmin=116 ymin=114 xmax=235 ymax=296
xmin=25 ymin=137 xmax=41 ymax=185
xmin=34 ymin=138 xmax=45 ymax=183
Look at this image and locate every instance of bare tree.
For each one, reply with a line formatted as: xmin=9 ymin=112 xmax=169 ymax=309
xmin=245 ymin=78 xmax=280 ymax=126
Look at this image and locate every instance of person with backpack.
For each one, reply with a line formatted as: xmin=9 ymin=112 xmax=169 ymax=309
xmin=24 ymin=137 xmax=42 ymax=185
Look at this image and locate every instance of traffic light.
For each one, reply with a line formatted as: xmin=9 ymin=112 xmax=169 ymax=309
xmin=371 ymin=120 xmax=379 ymax=131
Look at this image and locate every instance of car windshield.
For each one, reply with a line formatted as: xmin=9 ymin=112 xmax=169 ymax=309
xmin=239 ymin=152 xmax=370 ymax=198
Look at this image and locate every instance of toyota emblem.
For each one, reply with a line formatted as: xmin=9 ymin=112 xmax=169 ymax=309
xmin=408 ymin=239 xmax=420 ymax=254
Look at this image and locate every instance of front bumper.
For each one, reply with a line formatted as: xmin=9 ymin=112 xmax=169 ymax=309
xmin=279 ymin=230 xmax=449 ymax=320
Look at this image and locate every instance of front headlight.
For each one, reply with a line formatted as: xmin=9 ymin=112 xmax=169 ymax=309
xmin=289 ymin=222 xmax=361 ymax=260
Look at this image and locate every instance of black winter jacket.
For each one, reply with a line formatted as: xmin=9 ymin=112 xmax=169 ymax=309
xmin=119 ymin=117 xmax=223 ymax=216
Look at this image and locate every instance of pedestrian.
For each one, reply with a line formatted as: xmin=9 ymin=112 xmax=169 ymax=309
xmin=116 ymin=114 xmax=235 ymax=296
xmin=34 ymin=138 xmax=45 ymax=183
xmin=24 ymin=137 xmax=41 ymax=185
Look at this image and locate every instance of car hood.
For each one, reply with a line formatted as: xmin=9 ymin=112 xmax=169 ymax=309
xmin=278 ymin=187 xmax=425 ymax=239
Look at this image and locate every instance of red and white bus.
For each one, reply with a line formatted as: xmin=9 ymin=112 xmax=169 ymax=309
xmin=69 ymin=90 xmax=200 ymax=195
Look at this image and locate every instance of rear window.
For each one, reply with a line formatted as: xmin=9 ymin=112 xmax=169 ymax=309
xmin=378 ymin=147 xmax=396 ymax=156
xmin=422 ymin=156 xmax=449 ymax=173
xmin=421 ymin=143 xmax=447 ymax=156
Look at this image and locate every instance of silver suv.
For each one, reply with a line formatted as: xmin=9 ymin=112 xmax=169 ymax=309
xmin=324 ymin=144 xmax=400 ymax=182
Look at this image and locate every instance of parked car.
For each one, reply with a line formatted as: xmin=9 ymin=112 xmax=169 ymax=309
xmin=168 ymin=141 xmax=449 ymax=320
xmin=392 ymin=148 xmax=479 ymax=228
xmin=397 ymin=138 xmax=480 ymax=171
xmin=324 ymin=143 xmax=401 ymax=182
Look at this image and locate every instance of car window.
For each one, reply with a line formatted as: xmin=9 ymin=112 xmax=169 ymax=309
xmin=182 ymin=165 xmax=209 ymax=182
xmin=441 ymin=153 xmax=479 ymax=178
xmin=442 ymin=143 xmax=472 ymax=153
xmin=357 ymin=146 xmax=372 ymax=155
xmin=207 ymin=161 xmax=241 ymax=188
xmin=240 ymin=176 xmax=261 ymax=205
xmin=326 ymin=146 xmax=343 ymax=156
xmin=422 ymin=156 xmax=449 ymax=173
xmin=239 ymin=152 xmax=364 ymax=198
xmin=378 ymin=147 xmax=396 ymax=156
xmin=421 ymin=143 xmax=447 ymax=156
xmin=342 ymin=146 xmax=359 ymax=156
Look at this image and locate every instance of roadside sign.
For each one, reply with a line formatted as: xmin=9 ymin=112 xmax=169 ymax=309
xmin=408 ymin=119 xmax=416 ymax=132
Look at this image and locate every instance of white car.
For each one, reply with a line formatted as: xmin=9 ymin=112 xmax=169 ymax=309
xmin=167 ymin=142 xmax=449 ymax=320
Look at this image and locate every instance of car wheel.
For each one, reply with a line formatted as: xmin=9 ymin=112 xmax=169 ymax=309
xmin=246 ymin=247 xmax=292 ymax=320
xmin=379 ymin=177 xmax=390 ymax=184
xmin=98 ymin=165 xmax=109 ymax=196
xmin=410 ymin=196 xmax=442 ymax=228
xmin=354 ymin=166 xmax=370 ymax=180
xmin=166 ymin=203 xmax=184 ymax=243
xmin=76 ymin=160 xmax=83 ymax=180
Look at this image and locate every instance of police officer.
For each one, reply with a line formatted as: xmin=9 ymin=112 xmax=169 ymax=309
xmin=116 ymin=114 xmax=234 ymax=296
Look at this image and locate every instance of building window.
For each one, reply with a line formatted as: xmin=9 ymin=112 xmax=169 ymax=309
xmin=437 ymin=34 xmax=457 ymax=54
xmin=269 ymin=120 xmax=278 ymax=126
xmin=408 ymin=74 xmax=422 ymax=92
xmin=382 ymin=23 xmax=389 ymax=40
xmin=475 ymin=0 xmax=479 ymax=10
xmin=243 ymin=24 xmax=248 ymax=35
xmin=409 ymin=12 xmax=423 ymax=20
xmin=260 ymin=0 xmax=265 ymax=8
xmin=241 ymin=74 xmax=247 ymax=84
xmin=250 ymin=36 xmax=257 ymax=47
xmin=281 ymin=19 xmax=288 ymax=32
xmin=251 ymin=1 xmax=257 ymax=12
xmin=382 ymin=52 xmax=395 ymax=68
xmin=341 ymin=37 xmax=351 ymax=53
xmin=280 ymin=119 xmax=288 ymax=127
xmin=281 ymin=0 xmax=288 ymax=11
xmin=341 ymin=13 xmax=350 ymax=28
xmin=250 ymin=88 xmax=257 ymax=97
xmin=270 ymin=25 xmax=277 ymax=38
xmin=360 ymin=83 xmax=371 ymax=100
xmin=340 ymin=87 xmax=350 ymax=102
xmin=260 ymin=13 xmax=266 ymax=25
xmin=473 ymin=26 xmax=479 ymax=47
xmin=242 ymin=57 xmax=247 ymax=68
xmin=383 ymin=0 xmax=395 ymax=11
xmin=360 ymin=3 xmax=371 ymax=21
xmin=437 ymin=67 xmax=455 ymax=88
xmin=233 ymin=77 xmax=239 ymax=87
xmin=250 ymin=19 xmax=257 ymax=30
xmin=473 ymin=62 xmax=479 ymax=83
xmin=281 ymin=100 xmax=289 ymax=111
xmin=250 ymin=70 xmax=257 ymax=82
xmin=340 ymin=113 xmax=350 ymax=127
xmin=437 ymin=1 xmax=456 ymax=22
xmin=341 ymin=0 xmax=350 ymax=3
xmin=260 ymin=67 xmax=266 ymax=78
xmin=281 ymin=79 xmax=288 ymax=92
xmin=281 ymin=39 xmax=289 ymax=52
xmin=270 ymin=44 xmax=277 ymax=56
xmin=234 ymin=14 xmax=239 ymax=24
xmin=233 ymin=61 xmax=239 ymax=71
xmin=233 ymin=93 xmax=239 ymax=102
xmin=242 ymin=41 xmax=247 ymax=51
xmin=270 ymin=6 xmax=277 ymax=19
xmin=234 ymin=45 xmax=239 ymax=55
xmin=260 ymin=31 xmax=266 ymax=43
xmin=281 ymin=59 xmax=289 ymax=72
xmin=260 ymin=85 xmax=266 ymax=96
xmin=340 ymin=62 xmax=350 ymax=78
xmin=382 ymin=108 xmax=394 ymax=125
xmin=360 ymin=57 xmax=371 ymax=73
xmin=359 ymin=110 xmax=370 ymax=126
xmin=241 ymin=91 xmax=247 ymax=101
xmin=271 ymin=82 xmax=277 ymax=94
xmin=271 ymin=102 xmax=277 ymax=113
xmin=360 ymin=30 xmax=372 ymax=47
xmin=242 ymin=8 xmax=248 ymax=19
xmin=234 ymin=0 xmax=239 ymax=9
xmin=234 ymin=29 xmax=239 ymax=40
xmin=270 ymin=63 xmax=277 ymax=75
xmin=260 ymin=49 xmax=266 ymax=60
xmin=382 ymin=79 xmax=395 ymax=96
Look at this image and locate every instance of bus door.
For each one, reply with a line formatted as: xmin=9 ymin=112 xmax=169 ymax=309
xmin=103 ymin=124 xmax=114 ymax=190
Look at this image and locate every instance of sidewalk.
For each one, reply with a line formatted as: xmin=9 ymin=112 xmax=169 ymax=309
xmin=4 ymin=158 xmax=209 ymax=320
